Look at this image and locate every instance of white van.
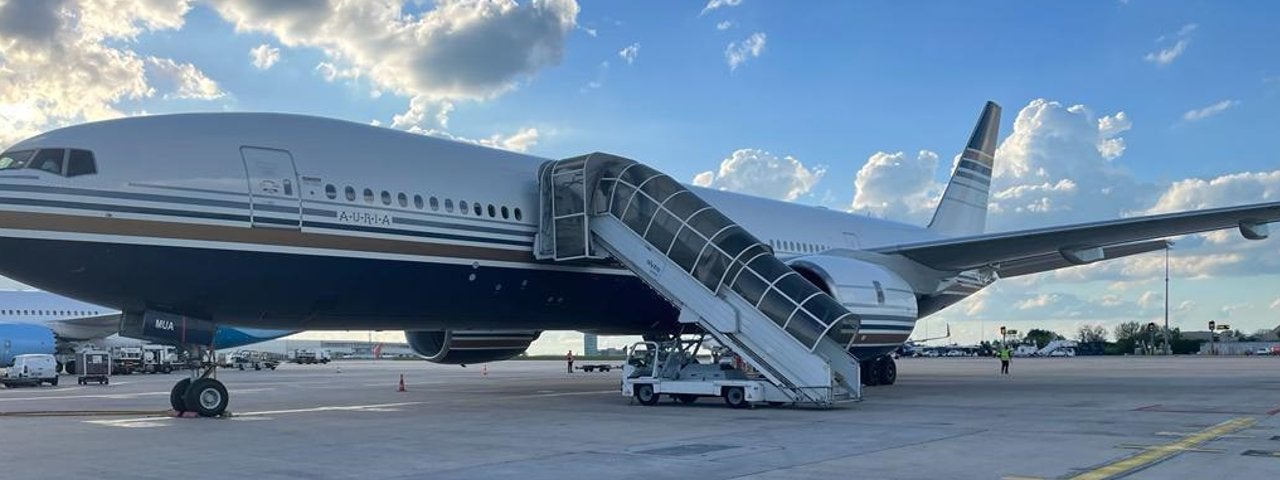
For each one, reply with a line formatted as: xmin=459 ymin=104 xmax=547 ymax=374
xmin=1 ymin=354 xmax=60 ymax=387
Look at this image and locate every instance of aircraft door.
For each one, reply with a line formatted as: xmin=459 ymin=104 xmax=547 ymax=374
xmin=241 ymin=147 xmax=302 ymax=229
xmin=842 ymin=232 xmax=861 ymax=248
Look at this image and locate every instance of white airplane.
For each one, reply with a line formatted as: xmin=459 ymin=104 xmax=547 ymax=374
xmin=0 ymin=101 xmax=1274 ymax=415
xmin=0 ymin=290 xmax=296 ymax=367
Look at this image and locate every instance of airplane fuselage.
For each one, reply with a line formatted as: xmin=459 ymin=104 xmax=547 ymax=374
xmin=0 ymin=114 xmax=953 ymax=356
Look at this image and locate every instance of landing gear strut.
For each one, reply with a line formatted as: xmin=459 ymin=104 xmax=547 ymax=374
xmin=861 ymin=355 xmax=897 ymax=387
xmin=170 ymin=346 xmax=229 ymax=417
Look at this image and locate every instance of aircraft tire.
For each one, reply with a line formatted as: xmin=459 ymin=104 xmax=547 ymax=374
xmin=862 ymin=361 xmax=882 ymax=387
xmin=880 ymin=357 xmax=897 ymax=385
xmin=185 ymin=378 xmax=228 ymax=417
xmin=170 ymin=378 xmax=191 ymax=412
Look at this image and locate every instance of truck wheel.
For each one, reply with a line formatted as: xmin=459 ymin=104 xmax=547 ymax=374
xmin=238 ymin=365 xmax=244 ymax=370
xmin=161 ymin=366 xmax=172 ymax=374
xmin=635 ymin=384 xmax=660 ymax=406
xmin=170 ymin=378 xmax=191 ymax=412
xmin=184 ymin=378 xmax=229 ymax=417
xmin=49 ymin=376 xmax=58 ymax=386
xmin=65 ymin=361 xmax=76 ymax=375
xmin=723 ymin=387 xmax=749 ymax=409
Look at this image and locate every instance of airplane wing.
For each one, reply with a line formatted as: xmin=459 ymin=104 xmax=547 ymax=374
xmin=45 ymin=314 xmax=122 ymax=341
xmin=996 ymin=240 xmax=1170 ymax=278
xmin=871 ymin=201 xmax=1280 ymax=272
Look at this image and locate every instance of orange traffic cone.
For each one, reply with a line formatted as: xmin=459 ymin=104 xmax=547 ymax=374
xmin=398 ymin=374 xmax=406 ymax=392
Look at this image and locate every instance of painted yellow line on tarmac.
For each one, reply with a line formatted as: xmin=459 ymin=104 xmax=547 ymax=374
xmin=1068 ymin=417 xmax=1257 ymax=480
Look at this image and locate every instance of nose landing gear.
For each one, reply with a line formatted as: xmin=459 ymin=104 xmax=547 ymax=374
xmin=169 ymin=346 xmax=229 ymax=417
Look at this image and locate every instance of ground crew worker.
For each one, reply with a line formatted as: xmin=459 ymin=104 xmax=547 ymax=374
xmin=567 ymin=350 xmax=574 ymax=373
xmin=998 ymin=346 xmax=1011 ymax=375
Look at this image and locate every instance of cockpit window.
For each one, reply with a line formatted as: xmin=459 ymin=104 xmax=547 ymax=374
xmin=30 ymin=149 xmax=66 ymax=175
xmin=0 ymin=150 xmax=36 ymax=170
xmin=0 ymin=148 xmax=97 ymax=177
xmin=66 ymin=150 xmax=96 ymax=177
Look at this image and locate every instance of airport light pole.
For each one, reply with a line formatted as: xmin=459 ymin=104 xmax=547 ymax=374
xmin=1163 ymin=245 xmax=1172 ymax=355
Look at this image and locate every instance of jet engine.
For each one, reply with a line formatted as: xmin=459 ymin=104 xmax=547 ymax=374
xmin=786 ymin=255 xmax=920 ymax=343
xmin=404 ymin=330 xmax=541 ymax=365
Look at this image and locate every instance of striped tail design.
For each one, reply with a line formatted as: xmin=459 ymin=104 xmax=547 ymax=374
xmin=928 ymin=101 xmax=1001 ymax=237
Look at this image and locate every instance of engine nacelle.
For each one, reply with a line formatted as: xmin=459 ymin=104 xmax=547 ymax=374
xmin=787 ymin=255 xmax=919 ymax=348
xmin=404 ymin=330 xmax=540 ymax=365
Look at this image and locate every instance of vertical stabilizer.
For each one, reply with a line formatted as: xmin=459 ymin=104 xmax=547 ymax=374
xmin=927 ymin=101 xmax=1001 ymax=236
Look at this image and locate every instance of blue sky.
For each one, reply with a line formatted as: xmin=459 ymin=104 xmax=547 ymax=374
xmin=1 ymin=0 xmax=1278 ymax=351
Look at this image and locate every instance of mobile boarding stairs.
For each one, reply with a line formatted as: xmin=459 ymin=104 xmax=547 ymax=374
xmin=535 ymin=153 xmax=864 ymax=407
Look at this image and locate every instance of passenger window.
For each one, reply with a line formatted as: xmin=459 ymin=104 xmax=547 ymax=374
xmin=460 ymin=201 xmax=469 ymax=215
xmin=514 ymin=208 xmax=523 ymax=221
xmin=381 ymin=190 xmax=391 ymax=205
xmin=501 ymin=206 xmax=509 ymax=219
xmin=445 ymin=199 xmax=454 ymax=213
xmin=474 ymin=203 xmax=483 ymax=216
xmin=413 ymin=194 xmax=423 ymax=209
xmin=363 ymin=188 xmax=374 ymax=203
xmin=66 ymin=149 xmax=96 ymax=177
xmin=30 ymin=149 xmax=66 ymax=175
xmin=345 ymin=186 xmax=356 ymax=202
xmin=397 ymin=192 xmax=408 ymax=207
xmin=430 ymin=197 xmax=440 ymax=211
xmin=325 ymin=184 xmax=337 ymax=200
xmin=488 ymin=204 xmax=496 ymax=218
xmin=0 ymin=149 xmax=35 ymax=170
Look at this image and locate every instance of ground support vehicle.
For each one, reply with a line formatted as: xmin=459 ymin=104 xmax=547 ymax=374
xmin=76 ymin=350 xmax=111 ymax=385
xmin=620 ymin=338 xmax=809 ymax=409
xmin=1 ymin=354 xmax=59 ymax=387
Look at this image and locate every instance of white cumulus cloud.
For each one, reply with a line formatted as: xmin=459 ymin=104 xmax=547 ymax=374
xmin=250 ymin=43 xmax=280 ymax=69
xmin=618 ymin=43 xmax=640 ymax=65
xmin=210 ymin=0 xmax=579 ymax=130
xmin=725 ymin=32 xmax=766 ymax=71
xmin=693 ymin=149 xmax=824 ymax=201
xmin=850 ymin=150 xmax=943 ymax=222
xmin=0 ymin=0 xmax=203 ymax=149
xmin=146 ymin=57 xmax=225 ymax=100
xmin=716 ymin=20 xmax=734 ymax=30
xmin=989 ymin=99 xmax=1151 ymax=230
xmin=1182 ymin=100 xmax=1240 ymax=121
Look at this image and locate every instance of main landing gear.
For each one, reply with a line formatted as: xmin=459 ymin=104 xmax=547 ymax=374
xmin=861 ymin=355 xmax=897 ymax=387
xmin=170 ymin=346 xmax=229 ymax=417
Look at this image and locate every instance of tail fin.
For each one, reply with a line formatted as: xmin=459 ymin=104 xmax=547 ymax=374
xmin=927 ymin=101 xmax=1001 ymax=237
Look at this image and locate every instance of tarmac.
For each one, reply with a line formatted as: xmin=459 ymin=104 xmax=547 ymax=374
xmin=1 ymin=356 xmax=1278 ymax=480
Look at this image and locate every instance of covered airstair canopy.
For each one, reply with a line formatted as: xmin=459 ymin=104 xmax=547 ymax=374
xmin=537 ymin=153 xmax=864 ymax=405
